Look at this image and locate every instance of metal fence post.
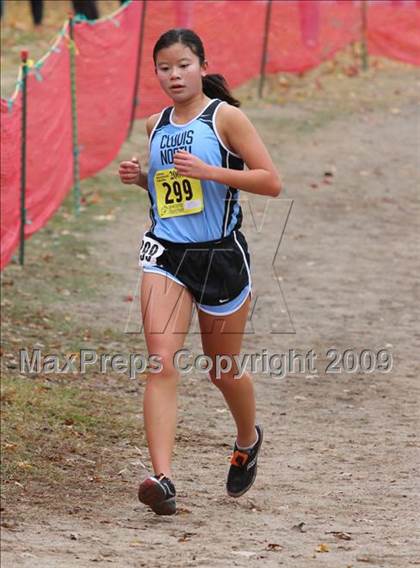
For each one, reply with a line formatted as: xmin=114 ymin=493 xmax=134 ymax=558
xmin=128 ymin=0 xmax=147 ymax=139
xmin=259 ymin=0 xmax=273 ymax=99
xmin=69 ymin=13 xmax=81 ymax=214
xmin=361 ymin=0 xmax=369 ymax=71
xmin=19 ymin=50 xmax=28 ymax=266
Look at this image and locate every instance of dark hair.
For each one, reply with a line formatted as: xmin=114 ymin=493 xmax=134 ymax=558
xmin=153 ymin=28 xmax=240 ymax=107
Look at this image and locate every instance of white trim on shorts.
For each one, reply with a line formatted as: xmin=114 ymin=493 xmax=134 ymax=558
xmin=143 ymin=266 xmax=186 ymax=288
xmin=196 ymin=284 xmax=251 ymax=316
xmin=233 ymin=230 xmax=252 ymax=293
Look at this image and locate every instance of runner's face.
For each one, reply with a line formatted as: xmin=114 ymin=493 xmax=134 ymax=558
xmin=155 ymin=43 xmax=206 ymax=102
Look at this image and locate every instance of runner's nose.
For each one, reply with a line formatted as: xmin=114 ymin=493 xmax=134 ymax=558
xmin=169 ymin=66 xmax=181 ymax=80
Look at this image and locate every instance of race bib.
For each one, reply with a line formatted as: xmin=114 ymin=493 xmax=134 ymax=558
xmin=139 ymin=234 xmax=165 ymax=267
xmin=154 ymin=168 xmax=203 ymax=218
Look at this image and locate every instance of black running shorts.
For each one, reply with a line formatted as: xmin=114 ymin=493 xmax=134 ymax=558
xmin=138 ymin=229 xmax=251 ymax=307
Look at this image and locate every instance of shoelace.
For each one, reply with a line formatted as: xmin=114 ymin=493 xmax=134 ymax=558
xmin=230 ymin=450 xmax=250 ymax=467
xmin=154 ymin=474 xmax=175 ymax=497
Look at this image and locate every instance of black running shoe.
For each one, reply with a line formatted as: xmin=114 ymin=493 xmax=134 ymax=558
xmin=138 ymin=473 xmax=176 ymax=515
xmin=226 ymin=425 xmax=263 ymax=498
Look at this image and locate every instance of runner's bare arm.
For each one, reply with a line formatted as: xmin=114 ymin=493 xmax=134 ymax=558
xmin=119 ymin=114 xmax=160 ymax=191
xmin=173 ymin=105 xmax=282 ymax=197
xmin=134 ymin=114 xmax=161 ymax=190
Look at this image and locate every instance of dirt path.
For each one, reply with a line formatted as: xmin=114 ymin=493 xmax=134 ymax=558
xmin=2 ymin=68 xmax=420 ymax=567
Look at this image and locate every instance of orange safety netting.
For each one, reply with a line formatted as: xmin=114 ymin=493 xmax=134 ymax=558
xmin=267 ymin=0 xmax=362 ymax=74
xmin=135 ymin=0 xmax=420 ymax=119
xmin=1 ymin=0 xmax=143 ymax=269
xmin=1 ymin=37 xmax=73 ymax=269
xmin=1 ymin=0 xmax=419 ymax=270
xmin=75 ymin=1 xmax=143 ymax=179
xmin=1 ymin=97 xmax=21 ymax=268
xmin=367 ymin=2 xmax=420 ymax=65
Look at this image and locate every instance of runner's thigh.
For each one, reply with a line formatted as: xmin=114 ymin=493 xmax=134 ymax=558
xmin=141 ymin=272 xmax=193 ymax=356
xmin=198 ymin=296 xmax=251 ymax=375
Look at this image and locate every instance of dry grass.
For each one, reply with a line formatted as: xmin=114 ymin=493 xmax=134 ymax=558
xmin=1 ymin=0 xmax=123 ymax=97
xmin=0 ymin=139 xmax=149 ymax=510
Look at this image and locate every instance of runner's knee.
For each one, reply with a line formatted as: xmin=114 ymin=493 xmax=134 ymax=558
xmin=208 ymin=367 xmax=238 ymax=385
xmin=148 ymin=350 xmax=179 ymax=381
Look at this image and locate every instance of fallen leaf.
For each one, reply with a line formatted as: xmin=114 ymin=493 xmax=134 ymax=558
xmin=175 ymin=507 xmax=191 ymax=515
xmin=17 ymin=461 xmax=32 ymax=470
xmin=87 ymin=192 xmax=102 ymax=205
xmin=292 ymin=522 xmax=306 ymax=532
xmin=178 ymin=531 xmax=197 ymax=542
xmin=1 ymin=520 xmax=19 ymax=530
xmin=267 ymin=543 xmax=283 ymax=551
xmin=344 ymin=64 xmax=358 ymax=77
xmin=316 ymin=543 xmax=330 ymax=553
xmin=328 ymin=531 xmax=352 ymax=541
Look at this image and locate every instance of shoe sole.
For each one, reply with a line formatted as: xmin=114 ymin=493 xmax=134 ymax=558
xmin=138 ymin=478 xmax=176 ymax=516
xmin=227 ymin=425 xmax=264 ymax=498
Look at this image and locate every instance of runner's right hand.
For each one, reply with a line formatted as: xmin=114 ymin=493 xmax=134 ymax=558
xmin=119 ymin=157 xmax=141 ymax=185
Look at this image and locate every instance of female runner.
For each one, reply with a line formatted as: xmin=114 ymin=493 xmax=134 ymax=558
xmin=119 ymin=28 xmax=281 ymax=515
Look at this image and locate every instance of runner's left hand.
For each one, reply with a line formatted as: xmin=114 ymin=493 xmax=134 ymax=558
xmin=173 ymin=150 xmax=212 ymax=180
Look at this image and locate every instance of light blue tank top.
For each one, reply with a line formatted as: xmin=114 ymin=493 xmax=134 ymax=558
xmin=147 ymin=99 xmax=244 ymax=243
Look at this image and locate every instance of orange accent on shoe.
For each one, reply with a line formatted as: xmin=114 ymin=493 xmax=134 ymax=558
xmin=230 ymin=450 xmax=249 ymax=467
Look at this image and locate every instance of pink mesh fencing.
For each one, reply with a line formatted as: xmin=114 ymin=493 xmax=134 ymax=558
xmin=1 ymin=0 xmax=419 ymax=269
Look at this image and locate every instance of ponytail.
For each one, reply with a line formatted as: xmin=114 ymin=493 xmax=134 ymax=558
xmin=202 ymin=74 xmax=241 ymax=107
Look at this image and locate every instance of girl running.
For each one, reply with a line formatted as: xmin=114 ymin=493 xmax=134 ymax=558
xmin=119 ymin=28 xmax=281 ymax=515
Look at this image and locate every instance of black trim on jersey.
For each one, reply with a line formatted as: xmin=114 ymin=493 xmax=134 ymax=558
xmin=149 ymin=107 xmax=172 ymax=147
xmin=200 ymin=101 xmax=245 ymax=238
xmin=147 ymin=190 xmax=156 ymax=232
xmin=148 ymin=107 xmax=172 ymax=230
xmin=197 ymin=99 xmax=222 ymax=127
